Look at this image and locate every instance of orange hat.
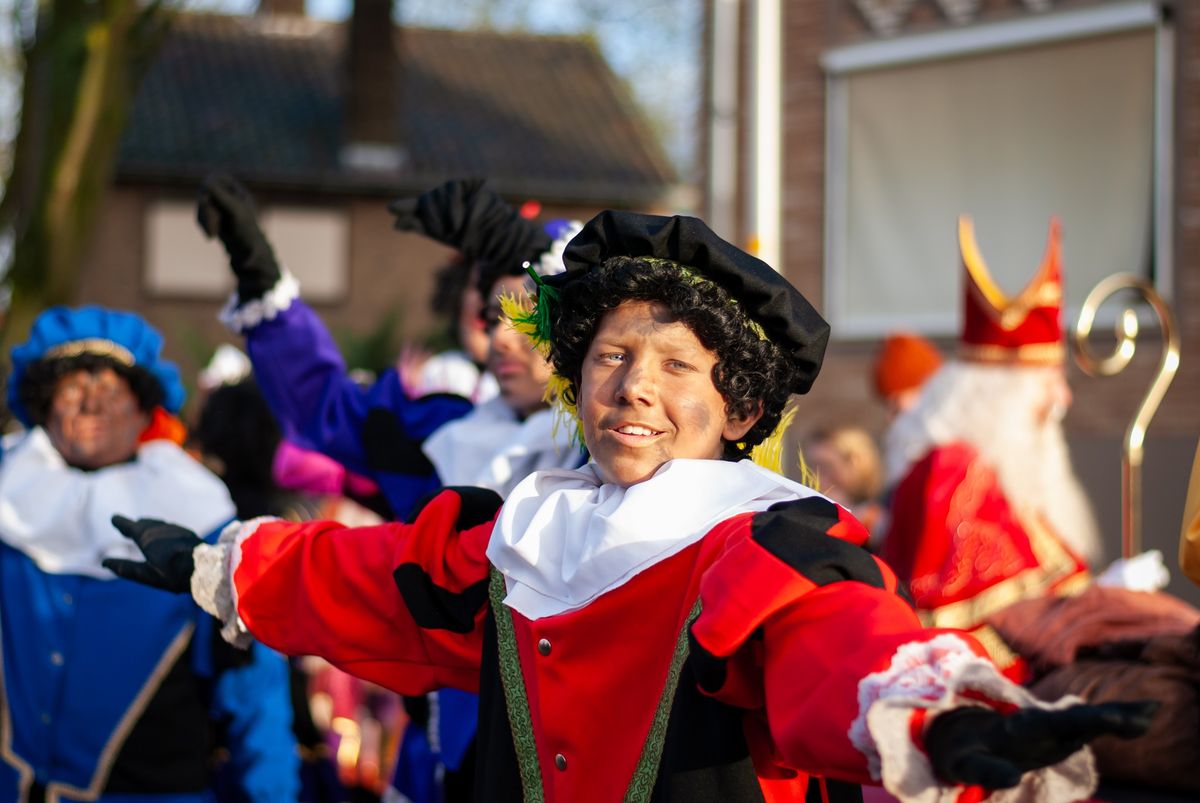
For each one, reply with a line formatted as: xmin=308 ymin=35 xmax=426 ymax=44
xmin=958 ymin=216 xmax=1064 ymax=365
xmin=873 ymin=332 xmax=943 ymax=399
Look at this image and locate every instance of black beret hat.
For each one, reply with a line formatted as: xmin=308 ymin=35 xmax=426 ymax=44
xmin=389 ymin=178 xmax=551 ymax=272
xmin=548 ymin=210 xmax=830 ymax=395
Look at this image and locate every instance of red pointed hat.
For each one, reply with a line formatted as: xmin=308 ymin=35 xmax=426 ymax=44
xmin=958 ymin=216 xmax=1064 ymax=365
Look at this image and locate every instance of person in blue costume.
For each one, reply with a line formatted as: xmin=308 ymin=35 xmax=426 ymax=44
xmin=197 ymin=176 xmax=585 ymax=803
xmin=0 ymin=306 xmax=298 ymax=802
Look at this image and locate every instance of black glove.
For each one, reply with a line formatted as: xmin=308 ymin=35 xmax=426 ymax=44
xmin=197 ymin=174 xmax=281 ymax=301
xmin=103 ymin=515 xmax=203 ymax=594
xmin=925 ymin=700 xmax=1159 ymax=789
xmin=387 ymin=178 xmax=550 ymax=272
xmin=388 ymin=178 xmax=486 ymax=238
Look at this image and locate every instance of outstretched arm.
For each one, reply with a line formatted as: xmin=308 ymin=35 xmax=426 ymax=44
xmin=106 ymin=488 xmax=502 ymax=695
xmin=691 ymin=497 xmax=1152 ymax=800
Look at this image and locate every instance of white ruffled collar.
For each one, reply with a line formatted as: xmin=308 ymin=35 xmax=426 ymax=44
xmin=486 ymin=458 xmax=827 ymax=620
xmin=422 ymin=398 xmax=581 ymax=498
xmin=0 ymin=428 xmax=235 ymax=577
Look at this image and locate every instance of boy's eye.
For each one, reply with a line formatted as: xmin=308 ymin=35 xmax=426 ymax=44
xmin=667 ymin=359 xmax=696 ymax=372
xmin=598 ymin=352 xmax=624 ymax=364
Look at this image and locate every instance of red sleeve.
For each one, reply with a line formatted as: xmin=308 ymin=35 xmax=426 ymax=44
xmin=690 ymin=497 xmax=990 ymax=785
xmin=232 ymin=488 xmax=496 ymax=695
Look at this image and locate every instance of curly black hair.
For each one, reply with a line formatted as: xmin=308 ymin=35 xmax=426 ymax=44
xmin=192 ymin=378 xmax=281 ymax=492
xmin=548 ymin=256 xmax=799 ymax=460
xmin=429 ymin=255 xmax=478 ymax=345
xmin=475 ymin=253 xmax=531 ymax=301
xmin=17 ymin=353 xmax=165 ymax=427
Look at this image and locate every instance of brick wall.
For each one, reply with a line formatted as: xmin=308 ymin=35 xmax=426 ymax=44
xmin=773 ymin=0 xmax=1197 ymax=440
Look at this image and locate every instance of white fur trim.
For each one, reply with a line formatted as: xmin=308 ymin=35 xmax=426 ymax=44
xmin=851 ymin=634 xmax=1097 ymax=802
xmin=1095 ymin=549 xmax=1170 ymax=592
xmin=191 ymin=517 xmax=277 ymax=648
xmin=218 ymin=271 xmax=301 ymax=333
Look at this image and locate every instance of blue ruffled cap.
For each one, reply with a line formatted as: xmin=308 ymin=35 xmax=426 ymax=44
xmin=7 ymin=306 xmax=186 ymax=426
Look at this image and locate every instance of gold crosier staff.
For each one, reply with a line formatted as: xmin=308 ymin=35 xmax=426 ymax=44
xmin=1072 ymin=274 xmax=1180 ymax=558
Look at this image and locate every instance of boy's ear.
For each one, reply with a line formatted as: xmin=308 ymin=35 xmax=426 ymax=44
xmin=722 ymin=402 xmax=763 ymax=442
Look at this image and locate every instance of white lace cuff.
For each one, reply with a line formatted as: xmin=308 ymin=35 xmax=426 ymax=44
xmin=218 ymin=271 xmax=300 ymax=333
xmin=191 ymin=517 xmax=277 ymax=648
xmin=850 ymin=634 xmax=1096 ymax=803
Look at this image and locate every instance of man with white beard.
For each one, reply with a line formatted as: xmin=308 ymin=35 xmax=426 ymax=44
xmin=881 ymin=217 xmax=1100 ymax=680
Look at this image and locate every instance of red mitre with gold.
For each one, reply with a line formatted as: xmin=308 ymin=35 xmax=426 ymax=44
xmin=958 ymin=216 xmax=1064 ymax=365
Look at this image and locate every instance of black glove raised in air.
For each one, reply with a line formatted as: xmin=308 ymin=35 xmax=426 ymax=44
xmin=197 ymin=174 xmax=282 ymax=302
xmin=103 ymin=515 xmax=203 ymax=594
xmin=387 ymin=178 xmax=551 ymax=272
xmin=925 ymin=700 xmax=1159 ymax=789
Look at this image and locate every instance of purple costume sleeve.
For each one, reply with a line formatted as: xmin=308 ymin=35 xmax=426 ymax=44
xmin=243 ymin=299 xmax=471 ymax=484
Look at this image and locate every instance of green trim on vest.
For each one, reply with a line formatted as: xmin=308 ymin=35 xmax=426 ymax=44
xmin=489 ymin=568 xmax=546 ymax=803
xmin=623 ymin=597 xmax=703 ymax=803
xmin=489 ymin=567 xmax=704 ymax=803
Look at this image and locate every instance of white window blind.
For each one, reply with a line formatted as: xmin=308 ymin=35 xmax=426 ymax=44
xmin=826 ymin=28 xmax=1156 ymax=337
xmin=144 ymin=201 xmax=349 ymax=303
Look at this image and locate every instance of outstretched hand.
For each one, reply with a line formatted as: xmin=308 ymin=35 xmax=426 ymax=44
xmin=103 ymin=515 xmax=203 ymax=594
xmin=196 ymin=173 xmax=281 ymax=301
xmin=925 ymin=700 xmax=1158 ymax=789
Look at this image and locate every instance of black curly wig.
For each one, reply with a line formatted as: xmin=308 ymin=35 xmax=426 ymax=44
xmin=17 ymin=353 xmax=165 ymax=427
xmin=429 ymin=255 xmax=482 ymax=347
xmin=192 ymin=378 xmax=281 ymax=492
xmin=548 ymin=256 xmax=800 ymax=460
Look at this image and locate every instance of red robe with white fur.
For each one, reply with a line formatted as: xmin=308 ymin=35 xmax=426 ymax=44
xmin=883 ymin=443 xmax=1090 ymax=678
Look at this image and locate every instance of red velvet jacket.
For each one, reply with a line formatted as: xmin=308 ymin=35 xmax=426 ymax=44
xmin=228 ymin=487 xmax=988 ymax=802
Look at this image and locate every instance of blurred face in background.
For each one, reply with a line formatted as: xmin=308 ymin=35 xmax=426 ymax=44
xmin=484 ymin=275 xmax=553 ymax=419
xmin=46 ymin=368 xmax=149 ymax=469
xmin=884 ymin=387 xmax=922 ymax=424
xmin=1033 ymin=364 xmax=1073 ymax=425
xmin=458 ymin=262 xmax=490 ymax=366
xmin=804 ymin=427 xmax=883 ymax=507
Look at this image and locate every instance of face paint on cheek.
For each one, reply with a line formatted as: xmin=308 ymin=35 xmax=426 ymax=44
xmin=675 ymin=396 xmax=724 ymax=459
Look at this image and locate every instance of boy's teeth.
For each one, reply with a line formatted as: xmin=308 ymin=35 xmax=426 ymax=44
xmin=617 ymin=425 xmax=655 ymax=436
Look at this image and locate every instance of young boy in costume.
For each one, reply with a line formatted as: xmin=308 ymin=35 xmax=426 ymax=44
xmin=199 ymin=175 xmax=585 ymax=800
xmin=108 ymin=212 xmax=1152 ymax=802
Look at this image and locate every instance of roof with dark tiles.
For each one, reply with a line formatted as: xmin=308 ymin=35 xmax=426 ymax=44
xmin=117 ymin=13 xmax=675 ymax=205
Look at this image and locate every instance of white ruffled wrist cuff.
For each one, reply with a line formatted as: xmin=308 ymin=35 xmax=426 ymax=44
xmin=851 ymin=634 xmax=1097 ymax=803
xmin=218 ymin=271 xmax=300 ymax=333
xmin=191 ymin=517 xmax=277 ymax=648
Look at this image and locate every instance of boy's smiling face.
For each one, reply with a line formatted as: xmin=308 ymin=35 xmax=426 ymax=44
xmin=579 ymin=300 xmax=761 ymax=487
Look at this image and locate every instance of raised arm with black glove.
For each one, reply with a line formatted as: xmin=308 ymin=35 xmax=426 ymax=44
xmin=103 ymin=515 xmax=202 ymax=594
xmin=197 ymin=174 xmax=282 ymax=302
xmin=925 ymin=700 xmax=1159 ymax=789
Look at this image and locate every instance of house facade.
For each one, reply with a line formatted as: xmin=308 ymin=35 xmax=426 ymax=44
xmin=707 ymin=0 xmax=1199 ymax=598
xmin=77 ymin=4 xmax=674 ymax=387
